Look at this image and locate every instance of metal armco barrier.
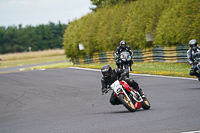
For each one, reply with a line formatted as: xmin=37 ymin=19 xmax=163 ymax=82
xmin=73 ymin=45 xmax=189 ymax=64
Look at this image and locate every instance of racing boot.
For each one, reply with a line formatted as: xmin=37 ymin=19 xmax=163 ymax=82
xmin=198 ymin=77 xmax=200 ymax=82
xmin=129 ymin=61 xmax=133 ymax=71
xmin=130 ymin=66 xmax=132 ymax=71
xmin=138 ymin=87 xmax=146 ymax=100
xmin=196 ymin=73 xmax=200 ymax=82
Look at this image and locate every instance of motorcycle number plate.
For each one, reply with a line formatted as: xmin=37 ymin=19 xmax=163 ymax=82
xmin=111 ymin=80 xmax=122 ymax=95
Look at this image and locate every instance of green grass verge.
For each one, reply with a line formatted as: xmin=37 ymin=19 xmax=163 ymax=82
xmin=26 ymin=62 xmax=194 ymax=79
xmin=0 ymin=55 xmax=66 ymax=68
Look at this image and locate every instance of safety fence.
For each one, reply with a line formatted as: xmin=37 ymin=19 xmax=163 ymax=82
xmin=72 ymin=45 xmax=189 ymax=64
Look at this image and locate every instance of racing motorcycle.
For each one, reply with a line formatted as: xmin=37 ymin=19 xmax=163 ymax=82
xmin=192 ymin=49 xmax=200 ymax=81
xmin=117 ymin=51 xmax=132 ymax=72
xmin=103 ymin=80 xmax=150 ymax=112
xmin=194 ymin=58 xmax=200 ymax=78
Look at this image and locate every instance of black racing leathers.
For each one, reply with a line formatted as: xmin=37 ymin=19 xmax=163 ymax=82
xmin=187 ymin=46 xmax=200 ymax=78
xmin=114 ymin=46 xmax=133 ymax=69
xmin=115 ymin=46 xmax=133 ymax=57
xmin=101 ymin=68 xmax=144 ymax=105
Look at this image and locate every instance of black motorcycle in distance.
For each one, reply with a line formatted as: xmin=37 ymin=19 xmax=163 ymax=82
xmin=118 ymin=51 xmax=132 ymax=72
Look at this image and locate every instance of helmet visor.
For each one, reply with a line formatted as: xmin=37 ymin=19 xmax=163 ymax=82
xmin=102 ymin=71 xmax=110 ymax=77
xmin=121 ymin=44 xmax=126 ymax=48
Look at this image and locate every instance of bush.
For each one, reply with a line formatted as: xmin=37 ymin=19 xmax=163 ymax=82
xmin=63 ymin=0 xmax=200 ymax=59
xmin=154 ymin=0 xmax=200 ymax=46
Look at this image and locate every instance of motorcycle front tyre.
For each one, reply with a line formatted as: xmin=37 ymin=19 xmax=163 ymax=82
xmin=123 ymin=64 xmax=130 ymax=77
xmin=118 ymin=93 xmax=136 ymax=112
xmin=142 ymin=98 xmax=151 ymax=110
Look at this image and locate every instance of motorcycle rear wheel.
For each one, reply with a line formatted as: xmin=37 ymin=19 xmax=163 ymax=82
xmin=142 ymin=98 xmax=151 ymax=110
xmin=118 ymin=93 xmax=136 ymax=112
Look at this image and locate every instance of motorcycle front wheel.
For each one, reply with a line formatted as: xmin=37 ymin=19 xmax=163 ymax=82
xmin=123 ymin=64 xmax=130 ymax=71
xmin=123 ymin=64 xmax=130 ymax=77
xmin=118 ymin=93 xmax=136 ymax=112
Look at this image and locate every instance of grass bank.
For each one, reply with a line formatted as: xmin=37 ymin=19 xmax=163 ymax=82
xmin=0 ymin=49 xmax=66 ymax=68
xmin=28 ymin=62 xmax=194 ymax=78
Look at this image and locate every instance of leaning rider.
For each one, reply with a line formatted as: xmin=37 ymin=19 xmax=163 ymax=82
xmin=100 ymin=64 xmax=146 ymax=105
xmin=187 ymin=39 xmax=200 ymax=81
xmin=114 ymin=40 xmax=133 ymax=71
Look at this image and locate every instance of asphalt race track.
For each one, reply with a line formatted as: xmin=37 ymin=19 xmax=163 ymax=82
xmin=0 ymin=67 xmax=200 ymax=133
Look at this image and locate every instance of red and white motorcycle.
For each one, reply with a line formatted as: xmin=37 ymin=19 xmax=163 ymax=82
xmin=104 ymin=80 xmax=150 ymax=112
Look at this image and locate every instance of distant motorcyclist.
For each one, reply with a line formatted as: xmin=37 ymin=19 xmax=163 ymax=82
xmin=100 ymin=64 xmax=145 ymax=105
xmin=114 ymin=40 xmax=133 ymax=71
xmin=187 ymin=39 xmax=200 ymax=81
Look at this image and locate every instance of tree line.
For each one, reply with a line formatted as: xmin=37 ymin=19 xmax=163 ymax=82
xmin=63 ymin=0 xmax=200 ymax=59
xmin=0 ymin=22 xmax=67 ymax=54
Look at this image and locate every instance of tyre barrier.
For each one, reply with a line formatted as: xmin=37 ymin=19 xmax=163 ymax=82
xmin=73 ymin=45 xmax=189 ymax=64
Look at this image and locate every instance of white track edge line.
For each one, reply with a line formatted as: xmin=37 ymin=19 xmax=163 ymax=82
xmin=68 ymin=67 xmax=197 ymax=81
xmin=181 ymin=131 xmax=200 ymax=133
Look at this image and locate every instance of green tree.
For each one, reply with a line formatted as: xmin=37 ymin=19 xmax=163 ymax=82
xmin=63 ymin=20 xmax=80 ymax=59
xmin=0 ymin=27 xmax=6 ymax=54
xmin=3 ymin=26 xmax=19 ymax=53
xmin=49 ymin=21 xmax=67 ymax=49
xmin=0 ymin=22 xmax=67 ymax=54
xmin=18 ymin=25 xmax=41 ymax=52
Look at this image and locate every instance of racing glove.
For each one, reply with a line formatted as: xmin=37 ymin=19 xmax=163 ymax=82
xmin=119 ymin=69 xmax=129 ymax=81
xmin=102 ymin=88 xmax=108 ymax=95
